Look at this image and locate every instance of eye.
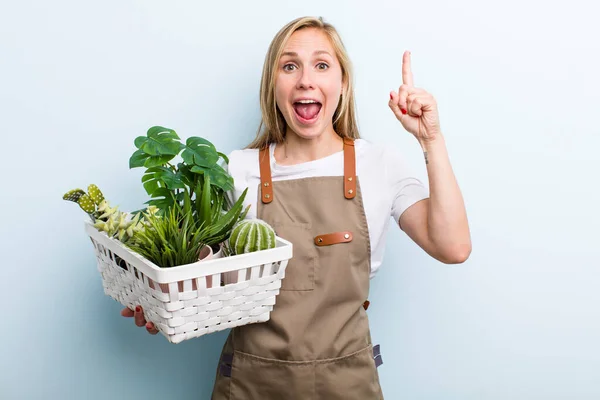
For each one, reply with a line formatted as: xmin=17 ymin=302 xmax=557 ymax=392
xmin=283 ymin=63 xmax=297 ymax=72
xmin=317 ymin=62 xmax=329 ymax=70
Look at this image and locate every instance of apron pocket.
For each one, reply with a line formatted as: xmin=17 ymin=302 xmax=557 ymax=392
xmin=315 ymin=345 xmax=383 ymax=400
xmin=230 ymin=350 xmax=315 ymax=400
xmin=271 ymin=222 xmax=316 ymax=291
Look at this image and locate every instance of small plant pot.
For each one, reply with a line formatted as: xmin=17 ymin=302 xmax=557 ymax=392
xmin=150 ymin=244 xmax=214 ymax=293
xmin=198 ymin=244 xmax=213 ymax=261
xmin=221 ymin=244 xmax=239 ymax=284
xmin=210 ymin=243 xmax=223 ymax=259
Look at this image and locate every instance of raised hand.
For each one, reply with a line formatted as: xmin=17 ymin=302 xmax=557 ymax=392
xmin=388 ymin=51 xmax=442 ymax=143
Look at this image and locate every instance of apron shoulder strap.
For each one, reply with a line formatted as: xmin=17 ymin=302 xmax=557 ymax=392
xmin=343 ymin=138 xmax=357 ymax=199
xmin=259 ymin=138 xmax=356 ymax=203
xmin=259 ymin=146 xmax=273 ymax=204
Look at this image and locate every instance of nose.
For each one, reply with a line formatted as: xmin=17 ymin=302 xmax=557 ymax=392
xmin=296 ymin=67 xmax=315 ymax=90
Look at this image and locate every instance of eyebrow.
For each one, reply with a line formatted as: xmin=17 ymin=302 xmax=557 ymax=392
xmin=280 ymin=50 xmax=332 ymax=58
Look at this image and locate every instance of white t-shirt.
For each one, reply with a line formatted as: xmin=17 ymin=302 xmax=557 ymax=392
xmin=226 ymin=139 xmax=429 ymax=278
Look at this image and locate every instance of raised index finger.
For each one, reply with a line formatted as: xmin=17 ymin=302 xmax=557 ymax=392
xmin=402 ymin=51 xmax=414 ymax=87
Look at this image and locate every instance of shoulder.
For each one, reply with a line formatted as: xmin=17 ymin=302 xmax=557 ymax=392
xmin=226 ymin=147 xmax=260 ymax=175
xmin=354 ymin=138 xmax=390 ymax=169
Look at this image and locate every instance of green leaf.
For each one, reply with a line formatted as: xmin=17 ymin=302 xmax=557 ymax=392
xmin=134 ymin=126 xmax=184 ymax=156
xmin=130 ymin=148 xmax=176 ymax=169
xmin=218 ymin=152 xmax=229 ymax=164
xmin=205 ymin=188 xmax=247 ymax=242
xmin=190 ymin=164 xmax=234 ymax=192
xmin=239 ymin=204 xmax=250 ymax=220
xmin=87 ymin=184 xmax=104 ymax=205
xmin=77 ymin=194 xmax=96 ymax=213
xmin=141 ymin=167 xmax=162 ymax=196
xmin=129 ymin=149 xmax=150 ymax=168
xmin=141 ymin=167 xmax=184 ymax=198
xmin=182 ymin=189 xmax=192 ymax=221
xmin=210 ymin=192 xmax=224 ymax=222
xmin=63 ymin=189 xmax=85 ymax=202
xmin=143 ymin=154 xmax=176 ymax=168
xmin=144 ymin=188 xmax=174 ymax=210
xmin=156 ymin=166 xmax=185 ymax=190
xmin=200 ymin=174 xmax=212 ymax=227
xmin=181 ymin=137 xmax=219 ymax=168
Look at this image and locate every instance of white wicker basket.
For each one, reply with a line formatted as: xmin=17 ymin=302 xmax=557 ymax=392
xmin=84 ymin=221 xmax=292 ymax=344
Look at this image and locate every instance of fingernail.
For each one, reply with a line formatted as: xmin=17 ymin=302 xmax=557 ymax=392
xmin=135 ymin=306 xmax=141 ymax=312
xmin=401 ymin=108 xmax=407 ymax=115
xmin=389 ymin=93 xmax=393 ymax=100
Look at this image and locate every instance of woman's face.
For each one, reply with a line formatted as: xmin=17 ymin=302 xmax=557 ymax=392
xmin=275 ymin=28 xmax=344 ymax=140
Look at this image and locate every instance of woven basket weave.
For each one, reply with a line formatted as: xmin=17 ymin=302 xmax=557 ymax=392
xmin=84 ymin=221 xmax=292 ymax=344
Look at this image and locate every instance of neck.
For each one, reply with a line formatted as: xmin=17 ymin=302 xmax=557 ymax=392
xmin=276 ymin=129 xmax=344 ymax=165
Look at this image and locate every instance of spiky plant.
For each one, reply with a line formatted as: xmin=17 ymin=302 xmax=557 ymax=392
xmin=125 ymin=203 xmax=211 ymax=268
xmin=62 ymin=184 xmax=145 ymax=243
xmin=229 ymin=219 xmax=276 ymax=255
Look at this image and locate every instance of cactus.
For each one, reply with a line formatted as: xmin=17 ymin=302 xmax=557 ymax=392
xmin=78 ymin=194 xmax=96 ymax=214
xmin=229 ymin=219 xmax=276 ymax=255
xmin=87 ymin=184 xmax=104 ymax=205
xmin=63 ymin=184 xmax=145 ymax=244
xmin=63 ymin=189 xmax=85 ymax=202
xmin=63 ymin=189 xmax=96 ymax=214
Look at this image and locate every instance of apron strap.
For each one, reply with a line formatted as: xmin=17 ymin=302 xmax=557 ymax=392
xmin=259 ymin=138 xmax=357 ymax=203
xmin=259 ymin=146 xmax=273 ymax=204
xmin=343 ymin=138 xmax=356 ymax=199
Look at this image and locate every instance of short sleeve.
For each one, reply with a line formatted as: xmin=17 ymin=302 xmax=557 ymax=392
xmin=222 ymin=153 xmax=234 ymax=207
xmin=385 ymin=148 xmax=429 ymax=223
xmin=222 ymin=149 xmax=259 ymax=219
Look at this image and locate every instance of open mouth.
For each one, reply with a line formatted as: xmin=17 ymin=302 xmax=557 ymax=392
xmin=293 ymin=100 xmax=322 ymax=124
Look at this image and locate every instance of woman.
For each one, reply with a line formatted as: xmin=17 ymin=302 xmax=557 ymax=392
xmin=124 ymin=16 xmax=471 ymax=399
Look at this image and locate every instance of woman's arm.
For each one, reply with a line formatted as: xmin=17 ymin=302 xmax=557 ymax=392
xmin=399 ymin=135 xmax=471 ymax=264
xmin=389 ymin=51 xmax=471 ymax=264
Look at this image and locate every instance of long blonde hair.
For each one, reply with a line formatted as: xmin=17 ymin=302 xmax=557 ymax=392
xmin=246 ymin=16 xmax=360 ymax=150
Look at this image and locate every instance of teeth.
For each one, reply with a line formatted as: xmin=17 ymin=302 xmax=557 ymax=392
xmin=296 ymin=99 xmax=319 ymax=104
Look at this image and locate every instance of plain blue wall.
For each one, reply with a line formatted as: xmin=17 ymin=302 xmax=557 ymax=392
xmin=2 ymin=0 xmax=599 ymax=399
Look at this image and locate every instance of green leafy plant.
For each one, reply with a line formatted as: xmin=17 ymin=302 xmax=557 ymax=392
xmin=128 ymin=126 xmax=249 ymax=246
xmin=125 ymin=203 xmax=210 ymax=268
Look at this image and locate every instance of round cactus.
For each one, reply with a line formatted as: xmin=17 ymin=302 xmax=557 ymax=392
xmin=230 ymin=219 xmax=276 ymax=255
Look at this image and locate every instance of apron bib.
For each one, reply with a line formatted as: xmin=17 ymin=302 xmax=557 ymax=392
xmin=212 ymin=138 xmax=384 ymax=399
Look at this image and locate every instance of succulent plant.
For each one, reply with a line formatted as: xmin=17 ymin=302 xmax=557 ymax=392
xmin=63 ymin=184 xmax=146 ymax=244
xmin=93 ymin=211 xmax=144 ymax=243
xmin=229 ymin=219 xmax=276 ymax=255
xmin=63 ymin=186 xmax=100 ymax=216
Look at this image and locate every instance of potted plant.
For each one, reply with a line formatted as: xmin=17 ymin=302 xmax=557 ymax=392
xmin=63 ymin=126 xmax=293 ymax=344
xmin=128 ymin=126 xmax=249 ymax=256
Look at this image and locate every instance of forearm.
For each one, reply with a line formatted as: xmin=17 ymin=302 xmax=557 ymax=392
xmin=420 ymin=134 xmax=471 ymax=261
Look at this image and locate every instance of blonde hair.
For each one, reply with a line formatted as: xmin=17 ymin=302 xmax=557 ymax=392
xmin=246 ymin=16 xmax=360 ymax=150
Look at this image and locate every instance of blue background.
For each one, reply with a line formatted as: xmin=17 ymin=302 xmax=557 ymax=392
xmin=2 ymin=0 xmax=599 ymax=399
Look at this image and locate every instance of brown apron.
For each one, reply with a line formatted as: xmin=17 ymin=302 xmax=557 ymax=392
xmin=211 ymin=138 xmax=384 ymax=399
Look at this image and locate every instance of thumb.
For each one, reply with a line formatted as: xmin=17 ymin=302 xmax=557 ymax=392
xmin=388 ymin=91 xmax=405 ymax=120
